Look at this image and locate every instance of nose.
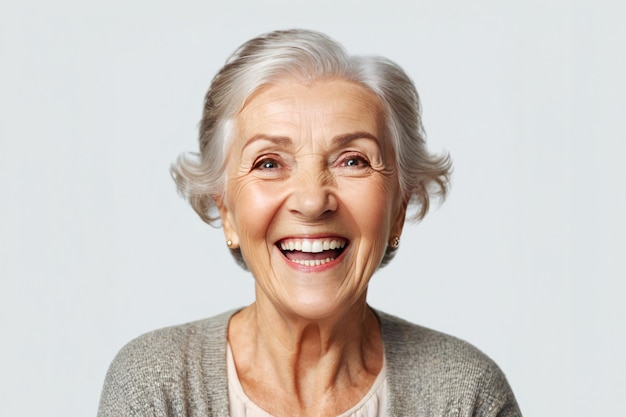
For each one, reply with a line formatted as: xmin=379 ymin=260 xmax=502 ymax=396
xmin=286 ymin=165 xmax=338 ymax=220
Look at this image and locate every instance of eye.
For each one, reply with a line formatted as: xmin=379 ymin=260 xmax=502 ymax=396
xmin=253 ymin=158 xmax=281 ymax=170
xmin=341 ymin=154 xmax=370 ymax=168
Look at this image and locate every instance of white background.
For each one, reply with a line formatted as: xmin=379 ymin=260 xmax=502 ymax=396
xmin=1 ymin=1 xmax=625 ymax=416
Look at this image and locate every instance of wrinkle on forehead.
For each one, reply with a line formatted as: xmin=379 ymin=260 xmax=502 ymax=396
xmin=234 ymin=78 xmax=388 ymax=156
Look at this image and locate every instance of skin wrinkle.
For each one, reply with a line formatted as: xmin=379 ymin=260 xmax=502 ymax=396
xmin=234 ymin=299 xmax=382 ymax=414
xmin=219 ymin=78 xmax=405 ymax=416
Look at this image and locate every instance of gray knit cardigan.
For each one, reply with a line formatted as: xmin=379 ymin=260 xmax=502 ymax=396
xmin=98 ymin=309 xmax=522 ymax=417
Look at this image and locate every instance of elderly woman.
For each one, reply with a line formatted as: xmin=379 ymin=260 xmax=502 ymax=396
xmin=99 ymin=29 xmax=521 ymax=417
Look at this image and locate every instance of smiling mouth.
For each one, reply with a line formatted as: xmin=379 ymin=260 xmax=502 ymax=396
xmin=277 ymin=237 xmax=348 ymax=266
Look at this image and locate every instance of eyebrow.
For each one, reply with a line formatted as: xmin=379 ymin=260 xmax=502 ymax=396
xmin=331 ymin=132 xmax=380 ymax=146
xmin=243 ymin=131 xmax=380 ymax=150
xmin=242 ymin=134 xmax=293 ymax=150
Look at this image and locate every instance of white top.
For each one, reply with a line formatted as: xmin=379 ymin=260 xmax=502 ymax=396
xmin=227 ymin=344 xmax=388 ymax=417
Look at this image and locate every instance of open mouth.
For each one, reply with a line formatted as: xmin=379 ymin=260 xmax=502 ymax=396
xmin=277 ymin=237 xmax=348 ymax=267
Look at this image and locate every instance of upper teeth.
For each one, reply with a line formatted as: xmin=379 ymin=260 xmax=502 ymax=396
xmin=279 ymin=238 xmax=346 ymax=253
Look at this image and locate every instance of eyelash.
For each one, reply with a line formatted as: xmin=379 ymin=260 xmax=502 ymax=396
xmin=253 ymin=156 xmax=281 ymax=171
xmin=251 ymin=153 xmax=371 ymax=173
xmin=339 ymin=153 xmax=370 ymax=168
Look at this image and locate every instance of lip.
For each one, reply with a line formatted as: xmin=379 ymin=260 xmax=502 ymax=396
xmin=275 ymin=235 xmax=349 ymax=272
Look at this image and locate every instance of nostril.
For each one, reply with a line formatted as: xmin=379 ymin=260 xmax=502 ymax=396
xmin=287 ymin=185 xmax=338 ymax=219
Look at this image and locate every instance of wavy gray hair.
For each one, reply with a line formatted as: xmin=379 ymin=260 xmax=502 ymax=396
xmin=171 ymin=29 xmax=452 ymax=269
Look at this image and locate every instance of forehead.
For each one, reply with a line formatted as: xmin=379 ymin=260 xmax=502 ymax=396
xmin=235 ymin=79 xmax=383 ymax=139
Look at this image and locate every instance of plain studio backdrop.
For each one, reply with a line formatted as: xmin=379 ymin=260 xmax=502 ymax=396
xmin=1 ymin=1 xmax=625 ymax=416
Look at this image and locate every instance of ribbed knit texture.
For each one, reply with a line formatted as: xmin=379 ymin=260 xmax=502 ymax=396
xmin=98 ymin=309 xmax=521 ymax=417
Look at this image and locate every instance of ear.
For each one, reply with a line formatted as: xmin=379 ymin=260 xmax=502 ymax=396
xmin=390 ymin=197 xmax=408 ymax=242
xmin=214 ymin=195 xmax=240 ymax=248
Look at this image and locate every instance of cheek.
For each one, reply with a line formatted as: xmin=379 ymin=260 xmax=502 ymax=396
xmin=340 ymin=179 xmax=396 ymax=238
xmin=226 ymin=181 xmax=284 ymax=274
xmin=227 ymin=179 xmax=284 ymax=239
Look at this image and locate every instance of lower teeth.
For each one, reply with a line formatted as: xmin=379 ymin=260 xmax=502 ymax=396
xmin=290 ymin=257 xmax=334 ymax=266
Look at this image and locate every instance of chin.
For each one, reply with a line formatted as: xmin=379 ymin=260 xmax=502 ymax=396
xmin=279 ymin=291 xmax=367 ymax=322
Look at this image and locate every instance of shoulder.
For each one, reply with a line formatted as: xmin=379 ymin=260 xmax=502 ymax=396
xmin=377 ymin=310 xmax=522 ymax=417
xmin=98 ymin=310 xmax=236 ymax=417
xmin=378 ymin=309 xmax=493 ymax=367
xmin=108 ymin=309 xmax=233 ymax=367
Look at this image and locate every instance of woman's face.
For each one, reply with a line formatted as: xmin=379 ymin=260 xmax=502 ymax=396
xmin=218 ymin=79 xmax=406 ymax=320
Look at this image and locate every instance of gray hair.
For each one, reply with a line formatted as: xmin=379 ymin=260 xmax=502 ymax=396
xmin=171 ymin=29 xmax=452 ymax=269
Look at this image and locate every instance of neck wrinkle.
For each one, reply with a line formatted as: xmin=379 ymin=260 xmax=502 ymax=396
xmin=228 ymin=298 xmax=383 ymax=407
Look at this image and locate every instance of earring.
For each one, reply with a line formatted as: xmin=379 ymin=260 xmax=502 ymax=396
xmin=390 ymin=236 xmax=400 ymax=249
xmin=227 ymin=240 xmax=233 ymax=247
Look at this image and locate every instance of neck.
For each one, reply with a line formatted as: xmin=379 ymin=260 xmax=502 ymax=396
xmin=227 ymin=294 xmax=383 ymax=415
